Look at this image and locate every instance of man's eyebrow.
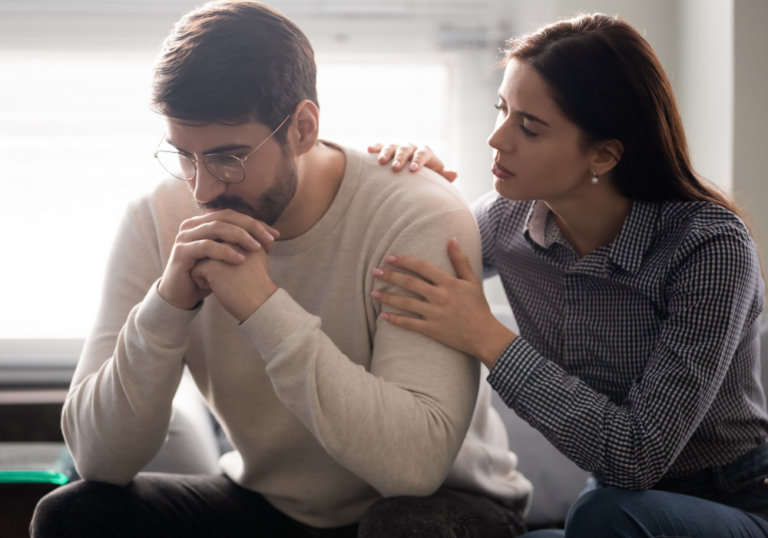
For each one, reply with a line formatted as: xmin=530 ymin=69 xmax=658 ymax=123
xmin=164 ymin=139 xmax=252 ymax=155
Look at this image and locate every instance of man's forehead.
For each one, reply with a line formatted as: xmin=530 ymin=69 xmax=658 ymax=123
xmin=164 ymin=119 xmax=272 ymax=150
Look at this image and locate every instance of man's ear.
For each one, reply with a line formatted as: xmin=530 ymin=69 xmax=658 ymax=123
xmin=589 ymin=138 xmax=624 ymax=176
xmin=287 ymin=99 xmax=319 ymax=156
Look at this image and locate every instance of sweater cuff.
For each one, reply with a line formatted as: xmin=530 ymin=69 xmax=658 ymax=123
xmin=240 ymin=288 xmax=319 ymax=360
xmin=135 ymin=280 xmax=202 ymax=345
xmin=486 ymin=336 xmax=546 ymax=405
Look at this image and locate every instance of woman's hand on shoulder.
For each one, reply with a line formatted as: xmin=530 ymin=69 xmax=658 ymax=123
xmin=371 ymin=239 xmax=516 ymax=369
xmin=367 ymin=143 xmax=458 ymax=183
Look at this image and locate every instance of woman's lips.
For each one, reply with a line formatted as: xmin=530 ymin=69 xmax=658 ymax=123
xmin=492 ymin=162 xmax=514 ymax=179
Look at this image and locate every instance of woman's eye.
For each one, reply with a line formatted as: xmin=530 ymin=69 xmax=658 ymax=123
xmin=493 ymin=103 xmax=507 ymax=116
xmin=520 ymin=124 xmax=538 ymax=138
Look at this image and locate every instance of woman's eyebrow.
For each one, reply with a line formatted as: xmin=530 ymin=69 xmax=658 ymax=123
xmin=515 ymin=110 xmax=550 ymax=127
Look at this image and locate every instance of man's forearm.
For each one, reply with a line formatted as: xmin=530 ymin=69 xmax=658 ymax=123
xmin=242 ymin=289 xmax=480 ymax=497
xmin=64 ymin=284 xmax=195 ymax=484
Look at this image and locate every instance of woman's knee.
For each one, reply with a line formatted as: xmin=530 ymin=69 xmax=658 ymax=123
xmin=565 ymin=488 xmax=657 ymax=538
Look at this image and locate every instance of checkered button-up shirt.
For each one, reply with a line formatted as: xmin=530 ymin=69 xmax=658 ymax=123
xmin=477 ymin=192 xmax=768 ymax=489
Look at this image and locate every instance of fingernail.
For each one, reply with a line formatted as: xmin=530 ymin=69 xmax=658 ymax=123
xmin=251 ymin=238 xmax=261 ymax=248
xmin=384 ymin=255 xmax=397 ymax=263
xmin=451 ymin=238 xmax=460 ymax=249
xmin=266 ymin=233 xmax=274 ymax=242
xmin=380 ymin=312 xmax=390 ymax=321
xmin=371 ymin=268 xmax=384 ymax=277
xmin=392 ymin=160 xmax=401 ymax=168
xmin=236 ymin=253 xmax=245 ymax=261
xmin=409 ymin=162 xmax=419 ymax=171
xmin=371 ymin=290 xmax=382 ymax=299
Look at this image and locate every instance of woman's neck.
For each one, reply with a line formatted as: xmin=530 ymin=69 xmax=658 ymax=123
xmin=547 ymin=184 xmax=632 ymax=259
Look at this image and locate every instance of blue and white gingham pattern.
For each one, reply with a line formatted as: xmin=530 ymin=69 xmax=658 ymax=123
xmin=476 ymin=191 xmax=768 ymax=489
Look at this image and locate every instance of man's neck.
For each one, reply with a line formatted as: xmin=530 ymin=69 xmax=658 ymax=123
xmin=272 ymin=141 xmax=346 ymax=241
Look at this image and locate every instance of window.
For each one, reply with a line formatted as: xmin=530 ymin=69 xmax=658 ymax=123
xmin=0 ymin=53 xmax=454 ymax=339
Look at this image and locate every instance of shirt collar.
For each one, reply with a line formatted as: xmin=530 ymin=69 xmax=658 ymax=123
xmin=608 ymin=200 xmax=660 ymax=274
xmin=524 ymin=200 xmax=550 ymax=248
xmin=524 ymin=199 xmax=660 ymax=273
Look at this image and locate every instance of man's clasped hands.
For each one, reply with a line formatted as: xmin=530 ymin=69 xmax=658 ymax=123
xmin=157 ymin=210 xmax=279 ymax=322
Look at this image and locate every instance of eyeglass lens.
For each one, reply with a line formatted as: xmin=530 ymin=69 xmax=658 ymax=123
xmin=156 ymin=151 xmax=245 ymax=183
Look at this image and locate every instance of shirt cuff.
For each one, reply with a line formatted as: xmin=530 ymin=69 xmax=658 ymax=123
xmin=486 ymin=336 xmax=547 ymax=405
xmin=239 ymin=288 xmax=320 ymax=361
xmin=135 ymin=279 xmax=202 ymax=345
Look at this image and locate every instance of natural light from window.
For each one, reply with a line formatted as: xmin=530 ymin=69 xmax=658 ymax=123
xmin=0 ymin=53 xmax=452 ymax=339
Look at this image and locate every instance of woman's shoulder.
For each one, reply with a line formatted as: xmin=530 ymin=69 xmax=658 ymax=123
xmin=657 ymin=200 xmax=753 ymax=249
xmin=652 ymin=200 xmax=761 ymax=286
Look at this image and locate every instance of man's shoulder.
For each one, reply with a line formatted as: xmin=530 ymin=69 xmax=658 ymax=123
xmin=345 ymin=146 xmax=471 ymax=221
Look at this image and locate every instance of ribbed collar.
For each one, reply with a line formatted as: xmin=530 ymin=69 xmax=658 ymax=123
xmin=270 ymin=141 xmax=362 ymax=257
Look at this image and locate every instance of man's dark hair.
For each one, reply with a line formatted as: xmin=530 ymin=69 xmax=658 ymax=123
xmin=151 ymin=0 xmax=318 ymax=142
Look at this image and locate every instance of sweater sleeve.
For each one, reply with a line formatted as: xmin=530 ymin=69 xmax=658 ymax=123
xmin=241 ymin=207 xmax=482 ymax=497
xmin=487 ymin=223 xmax=764 ymax=489
xmin=62 ymin=203 xmax=198 ymax=485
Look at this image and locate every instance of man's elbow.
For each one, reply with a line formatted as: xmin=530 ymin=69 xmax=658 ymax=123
xmin=379 ymin=455 xmax=451 ymax=498
xmin=73 ymin=458 xmax=136 ymax=487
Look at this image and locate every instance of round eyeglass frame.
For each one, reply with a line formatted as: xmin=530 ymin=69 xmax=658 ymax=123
xmin=154 ymin=114 xmax=291 ymax=184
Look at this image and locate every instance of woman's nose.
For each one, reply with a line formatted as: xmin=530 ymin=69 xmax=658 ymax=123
xmin=487 ymin=119 xmax=515 ymax=154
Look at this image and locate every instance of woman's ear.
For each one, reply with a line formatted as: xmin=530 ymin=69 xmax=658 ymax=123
xmin=590 ymin=139 xmax=624 ymax=176
xmin=288 ymin=99 xmax=320 ymax=156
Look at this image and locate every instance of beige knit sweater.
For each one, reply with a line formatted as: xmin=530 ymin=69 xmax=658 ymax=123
xmin=64 ymin=145 xmax=532 ymax=527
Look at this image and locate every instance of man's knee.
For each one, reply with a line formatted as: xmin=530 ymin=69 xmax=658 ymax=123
xmin=31 ymin=480 xmax=146 ymax=538
xmin=359 ymin=489 xmax=522 ymax=538
xmin=359 ymin=495 xmax=460 ymax=538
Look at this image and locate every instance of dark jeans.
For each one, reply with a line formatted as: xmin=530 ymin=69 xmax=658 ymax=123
xmin=30 ymin=473 xmax=525 ymax=538
xmin=523 ymin=443 xmax=768 ymax=537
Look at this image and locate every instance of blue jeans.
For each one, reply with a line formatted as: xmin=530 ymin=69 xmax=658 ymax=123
xmin=523 ymin=443 xmax=768 ymax=537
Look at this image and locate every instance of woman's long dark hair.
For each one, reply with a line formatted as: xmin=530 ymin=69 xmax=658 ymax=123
xmin=505 ymin=13 xmax=740 ymax=216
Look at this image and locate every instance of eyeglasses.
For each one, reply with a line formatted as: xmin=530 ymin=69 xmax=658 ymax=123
xmin=154 ymin=114 xmax=291 ymax=184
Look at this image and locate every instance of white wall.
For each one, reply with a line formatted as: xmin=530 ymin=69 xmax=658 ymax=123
xmin=733 ymin=0 xmax=768 ymax=263
xmin=677 ymin=0 xmax=735 ymax=194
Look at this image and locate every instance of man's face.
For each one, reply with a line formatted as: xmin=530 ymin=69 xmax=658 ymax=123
xmin=164 ymin=120 xmax=297 ymax=226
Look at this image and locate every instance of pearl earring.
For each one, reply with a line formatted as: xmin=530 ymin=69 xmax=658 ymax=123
xmin=591 ymin=171 xmax=599 ymax=185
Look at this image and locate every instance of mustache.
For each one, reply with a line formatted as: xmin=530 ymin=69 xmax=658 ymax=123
xmin=200 ymin=195 xmax=257 ymax=216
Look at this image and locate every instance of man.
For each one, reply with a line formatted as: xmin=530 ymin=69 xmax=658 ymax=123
xmin=31 ymin=1 xmax=531 ymax=536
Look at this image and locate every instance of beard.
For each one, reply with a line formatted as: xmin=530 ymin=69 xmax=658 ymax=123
xmin=199 ymin=148 xmax=298 ymax=226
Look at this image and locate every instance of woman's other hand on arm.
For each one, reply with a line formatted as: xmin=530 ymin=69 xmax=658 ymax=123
xmin=371 ymin=238 xmax=515 ymax=369
xmin=367 ymin=143 xmax=459 ymax=183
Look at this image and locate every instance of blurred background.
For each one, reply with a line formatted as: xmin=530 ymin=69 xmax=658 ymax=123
xmin=0 ymin=1 xmax=766 ymax=532
xmin=0 ymin=0 xmax=766 ymax=350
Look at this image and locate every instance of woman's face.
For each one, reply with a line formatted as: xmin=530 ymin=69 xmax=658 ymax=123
xmin=488 ymin=58 xmax=595 ymax=203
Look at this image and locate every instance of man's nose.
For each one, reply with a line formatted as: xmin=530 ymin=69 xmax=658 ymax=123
xmin=192 ymin=161 xmax=227 ymax=204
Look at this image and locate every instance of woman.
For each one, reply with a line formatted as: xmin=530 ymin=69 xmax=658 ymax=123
xmin=369 ymin=13 xmax=768 ymax=538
